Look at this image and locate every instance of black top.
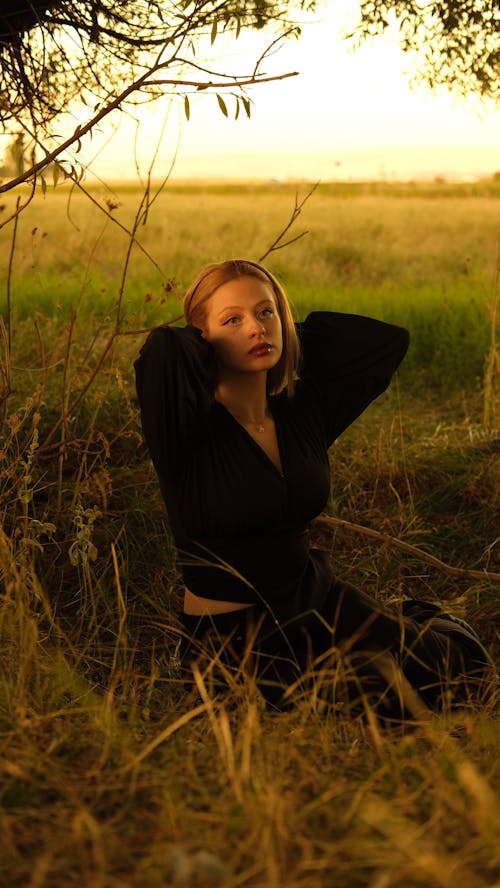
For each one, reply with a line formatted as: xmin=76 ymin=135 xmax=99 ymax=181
xmin=134 ymin=312 xmax=409 ymax=618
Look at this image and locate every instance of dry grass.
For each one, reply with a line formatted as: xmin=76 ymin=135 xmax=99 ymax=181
xmin=0 ymin=181 xmax=499 ymax=886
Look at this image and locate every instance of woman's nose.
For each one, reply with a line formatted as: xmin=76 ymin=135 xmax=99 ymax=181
xmin=249 ymin=317 xmax=266 ymax=335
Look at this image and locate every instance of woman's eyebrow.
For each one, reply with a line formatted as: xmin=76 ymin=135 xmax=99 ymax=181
xmin=217 ymin=305 xmax=241 ymax=317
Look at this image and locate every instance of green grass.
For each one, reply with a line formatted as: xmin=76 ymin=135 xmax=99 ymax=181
xmin=1 ymin=179 xmax=499 ymax=390
xmin=0 ymin=180 xmax=499 ymax=887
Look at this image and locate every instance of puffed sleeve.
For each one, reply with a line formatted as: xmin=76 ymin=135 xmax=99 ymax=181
xmin=296 ymin=312 xmax=409 ymax=446
xmin=134 ymin=324 xmax=216 ymax=477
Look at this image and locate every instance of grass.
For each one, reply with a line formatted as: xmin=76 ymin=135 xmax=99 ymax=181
xmin=1 ymin=178 xmax=499 ymax=391
xmin=0 ymin=180 xmax=499 ymax=887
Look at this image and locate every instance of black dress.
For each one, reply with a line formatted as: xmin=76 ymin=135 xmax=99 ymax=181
xmin=135 ymin=312 xmax=494 ymax=711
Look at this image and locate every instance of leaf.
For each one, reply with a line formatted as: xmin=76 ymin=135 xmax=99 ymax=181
xmin=211 ymin=18 xmax=217 ymax=45
xmin=68 ymin=543 xmax=79 ymax=566
xmin=217 ymin=94 xmax=228 ymax=117
xmin=242 ymin=96 xmax=251 ymax=119
xmin=52 ymin=163 xmax=60 ymax=187
xmin=40 ymin=176 xmax=47 ymax=196
xmin=184 ymin=95 xmax=190 ymax=121
xmin=235 ymin=97 xmax=240 ymax=120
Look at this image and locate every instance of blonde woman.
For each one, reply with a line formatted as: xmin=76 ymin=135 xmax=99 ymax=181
xmin=135 ymin=259 xmax=494 ymax=716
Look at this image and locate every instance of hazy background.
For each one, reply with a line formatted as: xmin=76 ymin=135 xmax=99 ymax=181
xmin=74 ymin=0 xmax=500 ymax=183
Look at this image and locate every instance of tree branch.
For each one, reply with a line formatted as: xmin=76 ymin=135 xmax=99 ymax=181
xmin=145 ymin=71 xmax=298 ymax=88
xmin=0 ymin=69 xmax=297 ymax=194
xmin=314 ymin=514 xmax=500 ymax=584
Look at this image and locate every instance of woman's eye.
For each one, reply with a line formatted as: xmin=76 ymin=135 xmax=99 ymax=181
xmin=259 ymin=308 xmax=273 ymax=318
xmin=223 ymin=316 xmax=239 ymax=325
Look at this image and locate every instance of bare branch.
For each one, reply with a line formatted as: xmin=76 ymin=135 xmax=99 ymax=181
xmin=259 ymin=181 xmax=319 ymax=263
xmin=315 ymin=514 xmax=500 ymax=585
xmin=252 ymin=26 xmax=298 ymax=78
xmin=143 ymin=70 xmax=298 ymax=88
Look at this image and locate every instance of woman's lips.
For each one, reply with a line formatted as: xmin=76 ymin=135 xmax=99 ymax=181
xmin=249 ymin=343 xmax=273 ymax=356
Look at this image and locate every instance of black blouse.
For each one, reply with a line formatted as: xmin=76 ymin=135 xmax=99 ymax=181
xmin=134 ymin=313 xmax=409 ymax=615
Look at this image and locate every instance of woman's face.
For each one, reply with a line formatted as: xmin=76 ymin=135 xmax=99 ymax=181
xmin=201 ymin=275 xmax=283 ymax=376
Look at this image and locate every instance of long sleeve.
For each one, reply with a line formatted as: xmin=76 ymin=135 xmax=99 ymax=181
xmin=296 ymin=312 xmax=410 ymax=446
xmin=134 ymin=324 xmax=216 ymax=478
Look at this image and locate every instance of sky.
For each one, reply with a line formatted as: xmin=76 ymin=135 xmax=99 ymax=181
xmin=71 ymin=1 xmax=500 ymax=182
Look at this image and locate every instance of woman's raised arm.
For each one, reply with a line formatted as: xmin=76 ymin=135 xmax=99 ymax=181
xmin=134 ymin=324 xmax=216 ymax=478
xmin=297 ymin=312 xmax=410 ymax=446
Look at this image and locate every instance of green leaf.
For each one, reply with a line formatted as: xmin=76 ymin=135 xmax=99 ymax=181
xmin=242 ymin=97 xmax=251 ymax=119
xmin=184 ymin=95 xmax=190 ymax=121
xmin=235 ymin=97 xmax=240 ymax=120
xmin=40 ymin=176 xmax=47 ymax=196
xmin=211 ymin=18 xmax=217 ymax=45
xmin=216 ymin=94 xmax=228 ymax=117
xmin=52 ymin=163 xmax=60 ymax=187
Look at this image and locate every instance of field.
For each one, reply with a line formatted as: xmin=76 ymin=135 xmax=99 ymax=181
xmin=0 ymin=180 xmax=499 ymax=887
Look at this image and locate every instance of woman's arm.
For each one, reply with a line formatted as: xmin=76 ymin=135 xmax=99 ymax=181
xmin=134 ymin=324 xmax=216 ymax=478
xmin=296 ymin=312 xmax=409 ymax=445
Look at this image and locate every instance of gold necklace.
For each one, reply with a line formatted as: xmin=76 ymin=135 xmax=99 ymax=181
xmin=231 ymin=409 xmax=270 ymax=434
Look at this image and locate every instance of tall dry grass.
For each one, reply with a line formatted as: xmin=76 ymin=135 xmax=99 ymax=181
xmin=0 ymin=180 xmax=498 ymax=886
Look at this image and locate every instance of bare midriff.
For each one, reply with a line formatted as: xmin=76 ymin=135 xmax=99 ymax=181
xmin=183 ymin=587 xmax=253 ymax=616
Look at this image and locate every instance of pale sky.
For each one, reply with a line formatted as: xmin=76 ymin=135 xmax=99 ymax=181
xmin=62 ymin=1 xmax=500 ymax=181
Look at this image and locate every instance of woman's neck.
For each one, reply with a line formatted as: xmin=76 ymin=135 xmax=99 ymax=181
xmin=215 ymin=371 xmax=268 ymax=423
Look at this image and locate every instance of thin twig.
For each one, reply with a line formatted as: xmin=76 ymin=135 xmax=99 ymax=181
xmin=0 ymin=176 xmax=37 ymax=232
xmin=315 ymin=514 xmax=500 ymax=584
xmin=0 ymin=318 xmax=11 ymax=424
xmin=483 ymin=223 xmax=499 ymax=428
xmin=252 ymin=28 xmax=298 ymax=79
xmin=56 ymin=308 xmax=77 ymax=511
xmin=6 ymin=195 xmax=21 ymax=358
xmin=259 ymin=181 xmax=319 ymax=263
xmin=72 ymin=180 xmax=166 ymax=278
xmin=39 ymin=121 xmax=179 ymax=454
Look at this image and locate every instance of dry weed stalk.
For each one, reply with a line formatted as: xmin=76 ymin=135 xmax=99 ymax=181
xmin=483 ymin=225 xmax=499 ymax=428
xmin=0 ymin=316 xmax=11 ymax=423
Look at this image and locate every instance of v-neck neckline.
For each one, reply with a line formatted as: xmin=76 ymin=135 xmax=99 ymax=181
xmin=217 ymin=400 xmax=285 ymax=480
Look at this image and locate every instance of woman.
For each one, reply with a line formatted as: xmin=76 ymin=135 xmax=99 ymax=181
xmin=135 ymin=259 xmax=495 ymax=716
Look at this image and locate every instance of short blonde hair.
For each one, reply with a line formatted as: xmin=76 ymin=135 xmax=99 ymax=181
xmin=183 ymin=259 xmax=300 ymax=396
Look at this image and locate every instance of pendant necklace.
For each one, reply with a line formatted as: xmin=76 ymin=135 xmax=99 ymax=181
xmin=231 ymin=409 xmax=269 ymax=434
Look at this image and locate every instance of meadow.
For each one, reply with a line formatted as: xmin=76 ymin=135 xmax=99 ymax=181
xmin=0 ymin=179 xmax=499 ymax=887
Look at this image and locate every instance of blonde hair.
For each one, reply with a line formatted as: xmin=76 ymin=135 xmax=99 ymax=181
xmin=183 ymin=259 xmax=300 ymax=396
